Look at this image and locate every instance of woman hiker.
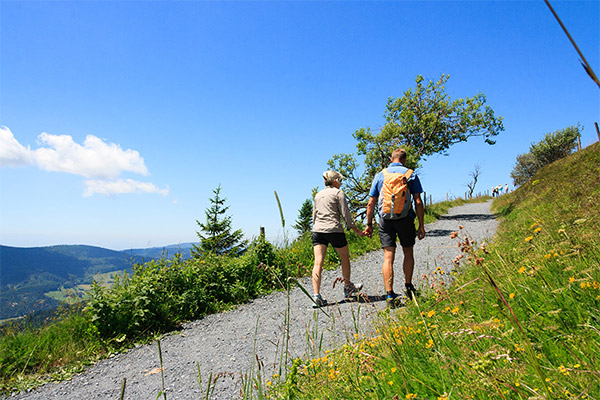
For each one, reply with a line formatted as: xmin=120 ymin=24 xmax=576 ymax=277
xmin=311 ymin=170 xmax=364 ymax=307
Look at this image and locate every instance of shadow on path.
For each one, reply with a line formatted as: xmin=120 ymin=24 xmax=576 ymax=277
xmin=439 ymin=213 xmax=497 ymax=222
xmin=427 ymin=229 xmax=455 ymax=237
xmin=331 ymin=294 xmax=398 ymax=306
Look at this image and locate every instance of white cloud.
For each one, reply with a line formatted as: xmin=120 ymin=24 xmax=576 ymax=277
xmin=0 ymin=126 xmax=34 ymax=167
xmin=1 ymin=127 xmax=168 ymax=197
xmin=84 ymin=179 xmax=170 ymax=197
xmin=33 ymin=132 xmax=148 ymax=179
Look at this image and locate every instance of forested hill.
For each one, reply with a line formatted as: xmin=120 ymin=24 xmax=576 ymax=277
xmin=0 ymin=245 xmax=140 ymax=286
xmin=0 ymin=243 xmax=193 ymax=320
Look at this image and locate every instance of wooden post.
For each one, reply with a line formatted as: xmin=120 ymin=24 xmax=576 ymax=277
xmin=595 ymin=122 xmax=600 ymax=142
xmin=260 ymin=227 xmax=265 ymax=237
xmin=429 ymin=194 xmax=432 ymax=206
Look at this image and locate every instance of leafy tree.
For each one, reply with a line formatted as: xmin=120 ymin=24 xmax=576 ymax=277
xmin=510 ymin=152 xmax=541 ymax=186
xmin=328 ymin=74 xmax=504 ymax=218
xmin=530 ymin=125 xmax=581 ymax=166
xmin=510 ymin=125 xmax=581 ymax=186
xmin=292 ymin=199 xmax=313 ymax=235
xmin=192 ymin=186 xmax=247 ymax=257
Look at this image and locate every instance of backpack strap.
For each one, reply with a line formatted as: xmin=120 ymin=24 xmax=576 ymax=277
xmin=405 ymin=169 xmax=413 ymax=179
xmin=382 ymin=168 xmax=389 ymax=177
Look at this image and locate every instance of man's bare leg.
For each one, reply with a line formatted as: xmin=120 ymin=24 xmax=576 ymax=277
xmin=401 ymin=245 xmax=415 ymax=284
xmin=382 ymin=247 xmax=396 ymax=292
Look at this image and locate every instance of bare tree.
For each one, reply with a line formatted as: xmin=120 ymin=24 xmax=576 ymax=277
xmin=466 ymin=164 xmax=481 ymax=198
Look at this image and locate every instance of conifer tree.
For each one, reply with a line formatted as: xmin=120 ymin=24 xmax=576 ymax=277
xmin=293 ymin=199 xmax=313 ymax=235
xmin=192 ymin=185 xmax=246 ymax=257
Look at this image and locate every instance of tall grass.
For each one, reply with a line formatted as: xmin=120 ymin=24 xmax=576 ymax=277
xmin=269 ymin=143 xmax=600 ymax=399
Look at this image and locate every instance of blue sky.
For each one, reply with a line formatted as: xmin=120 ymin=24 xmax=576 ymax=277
xmin=1 ymin=0 xmax=598 ymax=250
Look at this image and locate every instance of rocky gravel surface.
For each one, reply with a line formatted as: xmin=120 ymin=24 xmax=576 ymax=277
xmin=6 ymin=200 xmax=498 ymax=400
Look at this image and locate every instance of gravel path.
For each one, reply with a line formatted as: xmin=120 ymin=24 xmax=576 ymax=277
xmin=7 ymin=200 xmax=498 ymax=400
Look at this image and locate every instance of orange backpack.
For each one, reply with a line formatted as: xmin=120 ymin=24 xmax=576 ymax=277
xmin=381 ymin=168 xmax=413 ymax=219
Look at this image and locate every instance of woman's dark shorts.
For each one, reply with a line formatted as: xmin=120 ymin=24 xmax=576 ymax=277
xmin=311 ymin=232 xmax=348 ymax=248
xmin=379 ymin=217 xmax=416 ymax=248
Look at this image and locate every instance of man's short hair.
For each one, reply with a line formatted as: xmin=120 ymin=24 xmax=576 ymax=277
xmin=323 ymin=170 xmax=343 ymax=186
xmin=391 ymin=148 xmax=407 ymax=162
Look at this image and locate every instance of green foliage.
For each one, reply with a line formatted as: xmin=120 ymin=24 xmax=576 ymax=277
xmin=0 ymin=305 xmax=101 ymax=394
xmin=530 ymin=125 xmax=581 ymax=166
xmin=329 ymin=74 xmax=504 ymax=218
xmin=292 ymin=199 xmax=313 ymax=235
xmin=510 ymin=125 xmax=581 ymax=186
xmin=193 ymin=185 xmax=247 ymax=257
xmin=275 ymin=142 xmax=600 ymax=400
xmin=510 ymin=152 xmax=540 ymax=186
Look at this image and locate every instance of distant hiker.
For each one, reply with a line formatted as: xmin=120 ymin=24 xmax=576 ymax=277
xmin=364 ymin=148 xmax=425 ymax=308
xmin=504 ymin=183 xmax=509 ymax=194
xmin=492 ymin=186 xmax=497 ymax=197
xmin=311 ymin=170 xmax=364 ymax=307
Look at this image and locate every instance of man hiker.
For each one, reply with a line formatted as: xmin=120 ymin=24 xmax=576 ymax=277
xmin=364 ymin=148 xmax=426 ymax=307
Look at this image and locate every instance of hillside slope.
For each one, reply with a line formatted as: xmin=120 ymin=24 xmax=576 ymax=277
xmin=0 ymin=245 xmax=142 ymax=320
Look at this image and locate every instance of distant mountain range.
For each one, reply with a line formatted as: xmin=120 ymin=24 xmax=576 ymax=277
xmin=0 ymin=243 xmax=195 ymax=320
xmin=121 ymin=243 xmax=195 ymax=262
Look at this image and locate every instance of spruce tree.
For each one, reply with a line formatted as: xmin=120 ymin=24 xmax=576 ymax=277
xmin=193 ymin=185 xmax=246 ymax=257
xmin=293 ymin=199 xmax=313 ymax=235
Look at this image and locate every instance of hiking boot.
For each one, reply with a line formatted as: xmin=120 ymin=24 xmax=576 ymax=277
xmin=344 ymin=282 xmax=363 ymax=299
xmin=312 ymin=295 xmax=328 ymax=308
xmin=386 ymin=293 xmax=402 ymax=309
xmin=405 ymin=283 xmax=419 ymax=301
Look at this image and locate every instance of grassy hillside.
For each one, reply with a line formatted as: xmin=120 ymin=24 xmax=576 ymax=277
xmin=270 ymin=142 xmax=600 ymax=399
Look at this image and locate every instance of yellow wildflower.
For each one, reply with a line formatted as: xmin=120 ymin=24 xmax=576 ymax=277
xmin=509 ymin=293 xmax=515 ymax=299
xmin=388 ymin=381 xmax=394 ymax=386
xmin=451 ymin=307 xmax=459 ymax=314
xmin=426 ymin=339 xmax=434 ymax=349
xmin=569 ymin=276 xmax=575 ymax=284
xmin=558 ymin=365 xmax=570 ymax=376
xmin=518 ymin=266 xmax=526 ymax=274
xmin=391 ymin=367 xmax=397 ymax=373
xmin=427 ymin=310 xmax=436 ymax=318
xmin=525 ymin=236 xmax=533 ymax=242
xmin=406 ymin=394 xmax=417 ymax=400
xmin=534 ymin=227 xmax=541 ymax=233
